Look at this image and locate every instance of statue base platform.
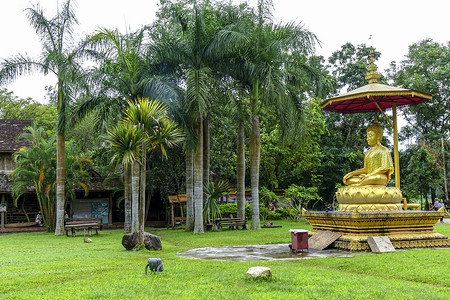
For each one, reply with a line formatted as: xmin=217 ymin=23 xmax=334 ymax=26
xmin=302 ymin=209 xmax=449 ymax=251
xmin=336 ymin=186 xmax=403 ymax=212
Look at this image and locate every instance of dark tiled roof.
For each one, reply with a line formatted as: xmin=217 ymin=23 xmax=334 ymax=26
xmin=0 ymin=120 xmax=33 ymax=153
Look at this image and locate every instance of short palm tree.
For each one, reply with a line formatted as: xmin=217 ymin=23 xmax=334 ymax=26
xmin=106 ymin=98 xmax=183 ymax=247
xmin=203 ymin=181 xmax=232 ymax=228
xmin=122 ymin=97 xmax=183 ymax=246
xmin=105 ymin=123 xmax=147 ymax=233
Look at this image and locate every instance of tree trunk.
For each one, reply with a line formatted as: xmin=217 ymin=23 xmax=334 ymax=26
xmin=145 ymin=188 xmax=152 ymax=222
xmin=54 ymin=79 xmax=65 ymax=236
xmin=138 ymin=145 xmax=147 ymax=246
xmin=194 ymin=119 xmax=204 ymax=234
xmin=249 ymin=115 xmax=260 ymax=229
xmin=185 ymin=150 xmax=194 ymax=231
xmin=124 ymin=164 xmax=132 ymax=233
xmin=203 ymin=116 xmax=210 ymax=198
xmin=236 ymin=125 xmax=246 ymax=220
xmin=131 ymin=161 xmax=140 ymax=233
xmin=442 ymin=139 xmax=449 ymax=203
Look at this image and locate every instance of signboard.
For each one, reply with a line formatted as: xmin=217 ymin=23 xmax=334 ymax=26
xmin=91 ymin=201 xmax=108 ymax=223
xmin=0 ymin=204 xmax=6 ymax=212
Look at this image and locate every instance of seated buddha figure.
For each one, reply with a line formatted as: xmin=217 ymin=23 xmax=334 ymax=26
xmin=343 ymin=118 xmax=394 ymax=186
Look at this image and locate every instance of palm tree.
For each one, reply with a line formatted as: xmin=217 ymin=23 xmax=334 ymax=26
xmin=0 ymin=0 xmax=88 ymax=235
xmin=122 ymin=98 xmax=183 ymax=247
xmin=221 ymin=0 xmax=318 ymax=229
xmin=74 ymin=27 xmax=181 ymax=232
xmin=152 ymin=0 xmax=245 ymax=233
xmin=105 ymin=123 xmax=147 ymax=233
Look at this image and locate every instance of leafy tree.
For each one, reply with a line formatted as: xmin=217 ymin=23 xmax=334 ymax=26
xmin=0 ymin=1 xmax=89 ymax=235
xmin=0 ymin=89 xmax=57 ymax=138
xmin=284 ymin=184 xmax=322 ymax=210
xmin=11 ymin=125 xmax=56 ymax=230
xmin=403 ymin=143 xmax=441 ymax=209
xmin=12 ymin=124 xmax=91 ymax=231
xmin=387 ymin=39 xmax=450 ymax=142
xmin=203 ymin=181 xmax=231 ymax=226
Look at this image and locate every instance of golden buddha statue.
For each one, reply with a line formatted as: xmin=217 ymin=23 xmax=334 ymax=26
xmin=343 ymin=118 xmax=393 ymax=186
xmin=336 ymin=118 xmax=402 ymax=212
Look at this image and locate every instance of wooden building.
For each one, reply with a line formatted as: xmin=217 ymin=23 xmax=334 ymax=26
xmin=0 ymin=120 xmax=115 ymax=227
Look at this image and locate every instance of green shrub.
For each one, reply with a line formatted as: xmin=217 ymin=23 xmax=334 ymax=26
xmin=218 ymin=203 xmax=251 ymax=218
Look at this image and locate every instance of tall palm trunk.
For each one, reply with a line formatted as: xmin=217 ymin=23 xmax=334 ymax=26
xmin=185 ymin=150 xmax=194 ymax=231
xmin=138 ymin=144 xmax=147 ymax=246
xmin=236 ymin=125 xmax=246 ymax=220
xmin=203 ymin=116 xmax=210 ymax=200
xmin=124 ymin=164 xmax=132 ymax=233
xmin=249 ymin=114 xmax=261 ymax=229
xmin=194 ymin=119 xmax=204 ymax=234
xmin=131 ymin=161 xmax=140 ymax=233
xmin=55 ymin=80 xmax=66 ymax=235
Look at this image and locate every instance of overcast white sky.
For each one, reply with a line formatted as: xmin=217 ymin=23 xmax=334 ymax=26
xmin=1 ymin=0 xmax=449 ymax=103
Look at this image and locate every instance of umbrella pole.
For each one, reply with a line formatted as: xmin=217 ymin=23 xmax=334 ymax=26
xmin=392 ymin=103 xmax=400 ymax=189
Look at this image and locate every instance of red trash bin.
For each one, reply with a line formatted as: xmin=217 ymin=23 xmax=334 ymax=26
xmin=289 ymin=229 xmax=308 ymax=252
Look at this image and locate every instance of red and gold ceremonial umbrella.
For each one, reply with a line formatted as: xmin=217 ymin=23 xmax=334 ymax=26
xmin=321 ymin=57 xmax=432 ymax=188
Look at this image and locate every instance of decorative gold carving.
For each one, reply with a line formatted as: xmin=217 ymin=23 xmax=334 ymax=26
xmin=338 ymin=203 xmax=403 ymax=212
xmin=365 ymin=55 xmax=381 ymax=84
xmin=336 ymin=186 xmax=402 ymax=207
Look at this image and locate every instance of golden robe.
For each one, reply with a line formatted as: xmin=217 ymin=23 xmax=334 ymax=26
xmin=364 ymin=145 xmax=394 ymax=185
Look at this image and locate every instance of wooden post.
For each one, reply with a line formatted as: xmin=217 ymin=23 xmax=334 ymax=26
xmin=108 ymin=192 xmax=113 ymax=225
xmin=392 ymin=103 xmax=401 ymax=189
xmin=171 ymin=202 xmax=175 ymax=229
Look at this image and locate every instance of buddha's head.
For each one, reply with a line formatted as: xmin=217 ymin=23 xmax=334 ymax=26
xmin=367 ymin=117 xmax=382 ymax=146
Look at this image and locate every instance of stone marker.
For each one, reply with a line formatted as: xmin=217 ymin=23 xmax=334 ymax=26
xmin=308 ymin=230 xmax=341 ymax=250
xmin=246 ymin=267 xmax=272 ymax=278
xmin=367 ymin=236 xmax=395 ymax=253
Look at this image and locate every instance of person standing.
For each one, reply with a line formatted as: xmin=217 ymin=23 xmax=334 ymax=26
xmin=439 ymin=199 xmax=446 ymax=223
xmin=432 ymin=198 xmax=440 ymax=211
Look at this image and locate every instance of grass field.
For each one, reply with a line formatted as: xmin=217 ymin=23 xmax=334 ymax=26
xmin=1 ymin=220 xmax=449 ymax=299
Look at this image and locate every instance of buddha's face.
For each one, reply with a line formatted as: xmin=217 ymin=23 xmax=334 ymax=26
xmin=367 ymin=130 xmax=379 ymax=146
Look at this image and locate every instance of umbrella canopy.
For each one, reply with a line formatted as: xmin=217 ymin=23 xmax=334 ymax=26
xmin=321 ymin=83 xmax=432 ymax=114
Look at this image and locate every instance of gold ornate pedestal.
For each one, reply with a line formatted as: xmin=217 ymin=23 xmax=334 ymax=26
xmin=302 ymin=209 xmax=449 ymax=251
xmin=336 ymin=186 xmax=403 ymax=212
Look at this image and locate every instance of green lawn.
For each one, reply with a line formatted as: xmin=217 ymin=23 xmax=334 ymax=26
xmin=1 ymin=220 xmax=449 ymax=299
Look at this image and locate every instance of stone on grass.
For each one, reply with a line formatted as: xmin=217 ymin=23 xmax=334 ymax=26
xmin=143 ymin=232 xmax=162 ymax=250
xmin=246 ymin=267 xmax=272 ymax=278
xmin=122 ymin=232 xmax=162 ymax=251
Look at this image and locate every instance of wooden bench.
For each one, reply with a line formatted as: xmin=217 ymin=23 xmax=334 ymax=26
xmin=75 ymin=218 xmax=103 ymax=230
xmin=214 ymin=218 xmax=248 ymax=231
xmin=65 ymin=219 xmax=102 ymax=237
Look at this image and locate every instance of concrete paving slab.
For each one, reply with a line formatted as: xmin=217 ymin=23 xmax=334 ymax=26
xmin=177 ymin=244 xmax=355 ymax=262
